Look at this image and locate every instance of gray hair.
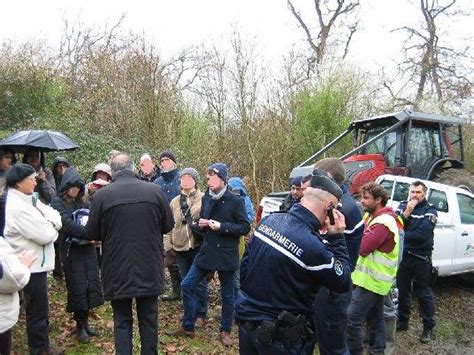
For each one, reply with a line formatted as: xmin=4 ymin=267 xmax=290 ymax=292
xmin=110 ymin=154 xmax=135 ymax=176
xmin=107 ymin=150 xmax=122 ymax=164
xmin=140 ymin=153 xmax=152 ymax=162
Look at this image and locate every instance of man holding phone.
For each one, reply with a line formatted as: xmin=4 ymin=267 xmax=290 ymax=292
xmin=235 ymin=174 xmax=351 ymax=354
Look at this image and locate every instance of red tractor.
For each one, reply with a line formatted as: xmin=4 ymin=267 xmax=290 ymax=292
xmin=290 ymin=109 xmax=473 ymax=194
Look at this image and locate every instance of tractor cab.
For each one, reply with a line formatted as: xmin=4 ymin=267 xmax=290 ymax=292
xmin=290 ymin=109 xmax=470 ymax=195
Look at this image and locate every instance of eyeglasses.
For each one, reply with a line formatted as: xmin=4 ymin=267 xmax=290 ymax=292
xmin=160 ymin=157 xmax=171 ymax=163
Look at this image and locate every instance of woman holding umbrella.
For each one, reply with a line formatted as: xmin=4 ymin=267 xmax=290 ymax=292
xmin=22 ymin=148 xmax=56 ymax=204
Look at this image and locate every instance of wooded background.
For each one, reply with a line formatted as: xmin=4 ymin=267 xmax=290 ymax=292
xmin=1 ymin=0 xmax=472 ymax=203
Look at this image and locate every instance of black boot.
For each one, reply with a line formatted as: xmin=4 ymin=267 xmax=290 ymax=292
xmin=84 ymin=313 xmax=98 ymax=336
xmin=85 ymin=323 xmax=98 ymax=337
xmin=420 ymin=328 xmax=434 ymax=343
xmin=161 ymin=266 xmax=182 ymax=301
xmin=396 ymin=320 xmax=409 ymax=331
xmin=76 ymin=321 xmax=90 ymax=343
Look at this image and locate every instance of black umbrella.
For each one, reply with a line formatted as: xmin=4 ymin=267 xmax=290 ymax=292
xmin=0 ymin=130 xmax=79 ymax=152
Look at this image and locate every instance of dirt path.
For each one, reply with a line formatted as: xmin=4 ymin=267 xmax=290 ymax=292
xmin=395 ymin=274 xmax=474 ymax=355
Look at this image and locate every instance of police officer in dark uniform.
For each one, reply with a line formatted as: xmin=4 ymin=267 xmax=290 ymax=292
xmin=311 ymin=160 xmax=363 ymax=355
xmin=235 ymin=175 xmax=352 ymax=354
xmin=395 ymin=180 xmax=438 ymax=343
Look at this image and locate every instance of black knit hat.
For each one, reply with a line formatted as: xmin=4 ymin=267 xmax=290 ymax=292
xmin=6 ymin=163 xmax=36 ymax=187
xmin=159 ymin=150 xmax=176 ymax=164
xmin=310 ymin=174 xmax=343 ymax=200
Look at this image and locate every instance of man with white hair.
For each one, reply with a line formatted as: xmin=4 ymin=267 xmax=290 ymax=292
xmin=138 ymin=153 xmax=160 ymax=183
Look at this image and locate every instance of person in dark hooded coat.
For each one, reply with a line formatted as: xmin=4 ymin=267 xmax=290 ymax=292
xmin=50 ymin=156 xmax=70 ymax=281
xmin=51 ymin=156 xmax=70 ymax=193
xmin=50 ymin=167 xmax=104 ymax=344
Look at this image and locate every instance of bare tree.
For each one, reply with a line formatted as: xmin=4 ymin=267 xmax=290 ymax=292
xmin=387 ymin=0 xmax=472 ymax=112
xmin=190 ymin=45 xmax=228 ymax=138
xmin=58 ymin=13 xmax=127 ymax=81
xmin=287 ymin=0 xmax=360 ymax=76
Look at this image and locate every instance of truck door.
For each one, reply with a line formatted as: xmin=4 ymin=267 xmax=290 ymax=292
xmin=453 ymin=193 xmax=474 ymax=273
xmin=427 ymin=188 xmax=456 ymax=275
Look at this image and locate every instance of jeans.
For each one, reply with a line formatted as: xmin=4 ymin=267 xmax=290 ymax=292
xmin=176 ymin=249 xmax=208 ymax=319
xmin=111 ymin=295 xmax=159 ymax=355
xmin=181 ymin=264 xmax=234 ymax=332
xmin=24 ymin=272 xmax=50 ymax=354
xmin=347 ymin=286 xmax=385 ymax=355
xmin=312 ymin=287 xmax=352 ymax=355
xmin=238 ymin=323 xmax=315 ymax=355
xmin=397 ymin=254 xmax=436 ymax=329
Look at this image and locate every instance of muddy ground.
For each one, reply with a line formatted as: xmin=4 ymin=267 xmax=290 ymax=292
xmin=11 ymin=273 xmax=474 ymax=354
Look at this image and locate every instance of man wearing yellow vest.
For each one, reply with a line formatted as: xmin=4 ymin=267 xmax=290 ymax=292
xmin=347 ymin=182 xmax=400 ymax=355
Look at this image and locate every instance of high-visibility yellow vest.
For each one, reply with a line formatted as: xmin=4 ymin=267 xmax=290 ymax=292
xmin=352 ymin=213 xmax=400 ymax=296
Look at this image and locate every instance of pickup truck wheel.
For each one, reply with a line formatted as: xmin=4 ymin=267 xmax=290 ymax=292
xmin=434 ymin=169 xmax=474 ymax=193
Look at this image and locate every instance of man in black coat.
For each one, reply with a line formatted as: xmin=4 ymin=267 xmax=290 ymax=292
xmin=177 ymin=163 xmax=250 ymax=346
xmin=87 ymin=154 xmax=174 ymax=354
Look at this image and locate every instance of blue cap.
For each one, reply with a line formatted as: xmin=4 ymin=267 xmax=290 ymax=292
xmin=291 ymin=176 xmax=303 ymax=187
xmin=207 ymin=163 xmax=228 ymax=182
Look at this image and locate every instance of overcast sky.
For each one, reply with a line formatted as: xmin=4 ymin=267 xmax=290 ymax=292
xmin=0 ymin=0 xmax=472 ymax=73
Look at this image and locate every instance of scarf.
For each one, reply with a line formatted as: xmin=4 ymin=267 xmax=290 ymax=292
xmin=209 ymin=185 xmax=227 ymax=200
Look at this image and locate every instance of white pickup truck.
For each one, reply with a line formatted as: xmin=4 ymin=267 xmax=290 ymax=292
xmin=257 ymin=174 xmax=474 ymax=277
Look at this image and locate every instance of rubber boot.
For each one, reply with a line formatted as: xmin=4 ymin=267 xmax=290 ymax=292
xmin=161 ymin=265 xmax=182 ymax=301
xmin=84 ymin=313 xmax=98 ymax=337
xmin=76 ymin=321 xmax=90 ymax=344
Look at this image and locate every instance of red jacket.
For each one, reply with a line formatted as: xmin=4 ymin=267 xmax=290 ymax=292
xmin=359 ymin=207 xmax=397 ymax=257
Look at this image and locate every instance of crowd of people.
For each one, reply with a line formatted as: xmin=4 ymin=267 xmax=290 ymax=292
xmin=0 ymin=147 xmax=438 ymax=354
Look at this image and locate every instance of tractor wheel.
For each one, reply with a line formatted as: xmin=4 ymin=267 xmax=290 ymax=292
xmin=434 ymin=169 xmax=474 ymax=193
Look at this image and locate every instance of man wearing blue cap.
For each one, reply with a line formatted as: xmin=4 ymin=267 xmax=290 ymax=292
xmin=177 ymin=162 xmax=251 ymax=346
xmin=280 ymin=176 xmax=304 ymax=212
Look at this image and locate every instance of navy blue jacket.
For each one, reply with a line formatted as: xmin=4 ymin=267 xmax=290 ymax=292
xmin=340 ymin=186 xmax=363 ymax=271
xmin=396 ymin=199 xmax=437 ymax=256
xmin=235 ymin=204 xmax=351 ymax=321
xmin=193 ymin=187 xmax=251 ymax=271
xmin=153 ymin=168 xmax=180 ymax=203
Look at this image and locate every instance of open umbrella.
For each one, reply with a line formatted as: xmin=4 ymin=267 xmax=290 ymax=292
xmin=0 ymin=130 xmax=79 ymax=152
